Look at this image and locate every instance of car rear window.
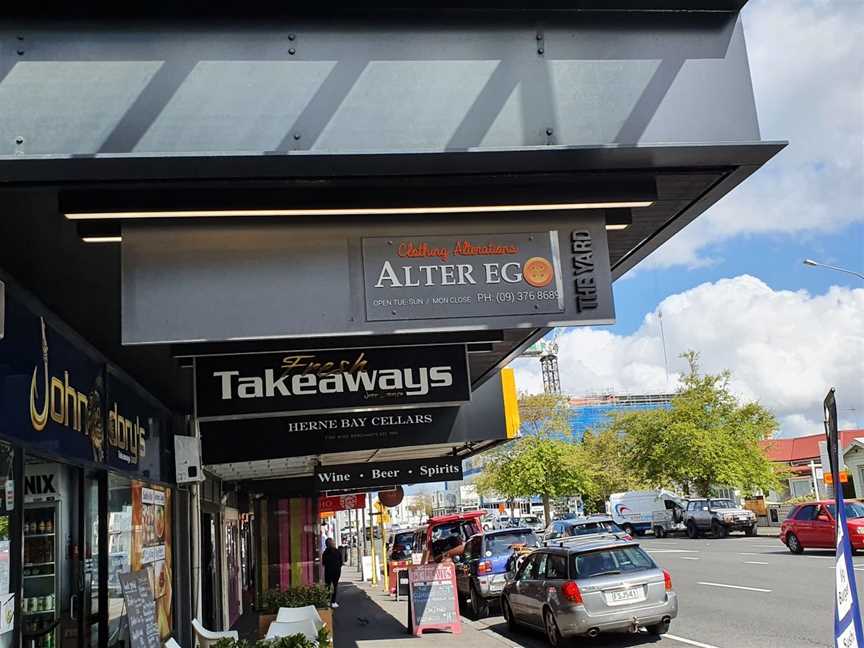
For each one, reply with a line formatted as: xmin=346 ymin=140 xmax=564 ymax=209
xmin=390 ymin=532 xmax=415 ymax=560
xmin=565 ymin=520 xmax=622 ymax=537
xmin=486 ymin=530 xmax=538 ymax=555
xmin=570 ymin=546 xmax=655 ymax=578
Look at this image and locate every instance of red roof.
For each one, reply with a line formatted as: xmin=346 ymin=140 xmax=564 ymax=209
xmin=760 ymin=430 xmax=864 ymax=463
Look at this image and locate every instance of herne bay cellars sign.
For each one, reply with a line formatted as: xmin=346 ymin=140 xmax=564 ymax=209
xmin=194 ymin=345 xmax=470 ymax=420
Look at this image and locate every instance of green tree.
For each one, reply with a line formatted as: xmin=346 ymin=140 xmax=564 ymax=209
xmin=615 ymin=351 xmax=780 ymax=497
xmin=581 ymin=427 xmax=646 ymax=513
xmin=476 ymin=393 xmax=593 ymax=523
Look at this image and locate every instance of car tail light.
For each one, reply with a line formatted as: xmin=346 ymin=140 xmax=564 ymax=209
xmin=663 ymin=569 xmax=672 ymax=591
xmin=478 ymin=560 xmax=493 ymax=575
xmin=561 ymin=581 xmax=583 ymax=604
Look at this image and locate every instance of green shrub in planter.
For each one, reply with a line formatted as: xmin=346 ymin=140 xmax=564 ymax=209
xmin=214 ymin=626 xmax=330 ymax=648
xmin=256 ymin=586 xmax=331 ymax=613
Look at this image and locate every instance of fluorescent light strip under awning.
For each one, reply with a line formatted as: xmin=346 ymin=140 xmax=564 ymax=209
xmin=65 ymin=200 xmax=652 ymax=220
xmin=82 ymin=221 xmax=630 ymax=242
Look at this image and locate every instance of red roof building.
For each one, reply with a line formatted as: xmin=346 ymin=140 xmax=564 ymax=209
xmin=760 ymin=430 xmax=864 ymax=464
xmin=760 ymin=430 xmax=864 ymax=499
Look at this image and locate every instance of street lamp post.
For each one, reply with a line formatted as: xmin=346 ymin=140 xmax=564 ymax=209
xmin=802 ymin=259 xmax=864 ymax=280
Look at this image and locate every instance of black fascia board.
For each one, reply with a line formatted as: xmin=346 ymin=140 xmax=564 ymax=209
xmin=4 ymin=2 xmax=748 ymax=20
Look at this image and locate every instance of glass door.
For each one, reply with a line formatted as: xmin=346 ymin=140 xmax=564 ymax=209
xmin=80 ymin=473 xmax=104 ymax=648
xmin=23 ymin=458 xmax=106 ymax=648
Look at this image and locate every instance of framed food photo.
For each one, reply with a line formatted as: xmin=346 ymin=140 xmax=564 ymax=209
xmin=131 ymin=482 xmax=173 ymax=639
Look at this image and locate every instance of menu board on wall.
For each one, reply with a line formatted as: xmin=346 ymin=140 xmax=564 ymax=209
xmin=407 ymin=563 xmax=461 ymax=636
xmin=119 ymin=570 xmax=161 ymax=648
xmin=131 ymin=483 xmax=172 ymax=639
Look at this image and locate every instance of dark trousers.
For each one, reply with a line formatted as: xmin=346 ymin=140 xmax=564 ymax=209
xmin=325 ymin=572 xmax=340 ymax=603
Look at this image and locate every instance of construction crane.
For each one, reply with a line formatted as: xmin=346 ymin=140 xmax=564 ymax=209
xmin=522 ymin=335 xmax=561 ymax=394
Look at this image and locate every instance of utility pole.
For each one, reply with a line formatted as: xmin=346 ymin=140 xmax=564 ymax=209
xmin=368 ymin=495 xmax=378 ymax=585
xmin=810 ymin=460 xmax=820 ymax=499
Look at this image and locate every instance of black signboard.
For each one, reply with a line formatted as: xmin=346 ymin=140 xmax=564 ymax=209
xmin=200 ymin=369 xmax=514 ymax=465
xmin=119 ymin=570 xmax=161 ymax=648
xmin=314 ymin=457 xmax=462 ymax=492
xmin=194 ymin=345 xmax=470 ymax=421
xmin=408 ymin=563 xmax=461 ymax=636
xmin=0 ymin=287 xmax=172 ymax=482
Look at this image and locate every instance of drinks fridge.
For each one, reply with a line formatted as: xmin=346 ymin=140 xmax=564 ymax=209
xmin=22 ymin=503 xmax=58 ymax=648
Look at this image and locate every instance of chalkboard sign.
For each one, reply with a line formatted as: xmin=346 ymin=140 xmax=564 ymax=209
xmin=119 ymin=571 xmax=161 ymax=648
xmin=407 ymin=563 xmax=461 ymax=636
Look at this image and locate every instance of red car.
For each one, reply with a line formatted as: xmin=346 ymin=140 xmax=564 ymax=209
xmin=414 ymin=511 xmax=485 ymax=563
xmin=780 ymin=500 xmax=864 ymax=553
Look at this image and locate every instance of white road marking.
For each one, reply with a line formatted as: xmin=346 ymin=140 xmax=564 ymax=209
xmin=663 ymin=633 xmax=723 ymax=648
xmin=680 ymin=556 xmax=700 ymax=561
xmin=739 ymin=552 xmax=764 ymax=556
xmin=744 ymin=561 xmax=770 ymax=565
xmin=698 ymin=581 xmax=772 ymax=593
xmin=650 ymin=549 xmax=700 ymax=553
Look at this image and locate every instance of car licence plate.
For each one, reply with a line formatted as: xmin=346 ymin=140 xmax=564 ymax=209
xmin=604 ymin=587 xmax=646 ymax=606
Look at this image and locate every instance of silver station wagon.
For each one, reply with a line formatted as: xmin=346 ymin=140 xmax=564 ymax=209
xmin=501 ymin=536 xmax=677 ymax=646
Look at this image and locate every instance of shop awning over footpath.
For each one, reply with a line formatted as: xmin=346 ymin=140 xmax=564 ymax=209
xmin=0 ymin=2 xmax=783 ymax=494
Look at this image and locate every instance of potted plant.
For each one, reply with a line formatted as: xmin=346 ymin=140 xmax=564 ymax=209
xmin=256 ymin=585 xmax=333 ymax=639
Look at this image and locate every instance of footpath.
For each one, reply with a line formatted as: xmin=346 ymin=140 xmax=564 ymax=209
xmin=332 ymin=566 xmax=518 ymax=648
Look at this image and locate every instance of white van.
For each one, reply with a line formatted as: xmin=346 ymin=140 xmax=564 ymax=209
xmin=607 ymin=490 xmax=687 ymax=535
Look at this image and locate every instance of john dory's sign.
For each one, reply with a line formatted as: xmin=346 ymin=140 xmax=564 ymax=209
xmin=315 ymin=458 xmax=463 ymax=492
xmin=195 ymin=345 xmax=470 ymax=420
xmin=363 ymin=232 xmax=565 ymax=321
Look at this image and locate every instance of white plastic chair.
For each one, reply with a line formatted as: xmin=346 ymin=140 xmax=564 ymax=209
xmin=164 ymin=639 xmax=183 ymax=648
xmin=276 ymin=605 xmax=325 ymax=630
xmin=265 ymin=620 xmax=318 ymax=642
xmin=192 ymin=619 xmax=239 ymax=648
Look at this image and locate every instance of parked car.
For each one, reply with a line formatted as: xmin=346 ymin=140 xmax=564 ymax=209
xmin=544 ymin=517 xmax=627 ymax=542
xmin=455 ymin=527 xmax=540 ymax=617
xmin=501 ymin=536 xmax=677 ymax=646
xmin=413 ymin=510 xmax=485 ymax=563
xmin=387 ymin=528 xmax=417 ymax=594
xmin=515 ymin=515 xmax=545 ymax=533
xmin=389 ymin=529 xmax=416 ymax=561
xmin=781 ymin=500 xmax=864 ymax=554
xmin=682 ymin=498 xmax=757 ymax=538
xmin=608 ymin=490 xmax=687 ymax=537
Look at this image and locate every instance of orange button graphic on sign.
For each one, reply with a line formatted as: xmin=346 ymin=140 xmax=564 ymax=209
xmin=523 ymin=257 xmax=554 ymax=287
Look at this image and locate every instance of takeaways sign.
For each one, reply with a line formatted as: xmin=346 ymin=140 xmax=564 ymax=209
xmin=195 ymin=344 xmax=470 ymax=420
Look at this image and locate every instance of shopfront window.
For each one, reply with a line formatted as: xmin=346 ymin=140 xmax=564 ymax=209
xmin=0 ymin=442 xmax=13 ymax=648
xmin=107 ymin=474 xmax=132 ymax=648
xmin=130 ymin=482 xmax=173 ymax=640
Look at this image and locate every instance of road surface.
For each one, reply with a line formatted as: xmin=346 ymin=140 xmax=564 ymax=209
xmin=472 ymin=533 xmax=862 ymax=648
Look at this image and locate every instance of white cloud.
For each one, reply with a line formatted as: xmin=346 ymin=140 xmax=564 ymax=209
xmin=643 ymin=0 xmax=864 ymax=269
xmin=510 ymin=276 xmax=864 ymax=437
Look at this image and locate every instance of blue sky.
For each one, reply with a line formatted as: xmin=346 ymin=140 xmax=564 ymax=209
xmin=512 ymin=0 xmax=864 ymax=438
xmin=610 ymin=222 xmax=864 ymax=336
